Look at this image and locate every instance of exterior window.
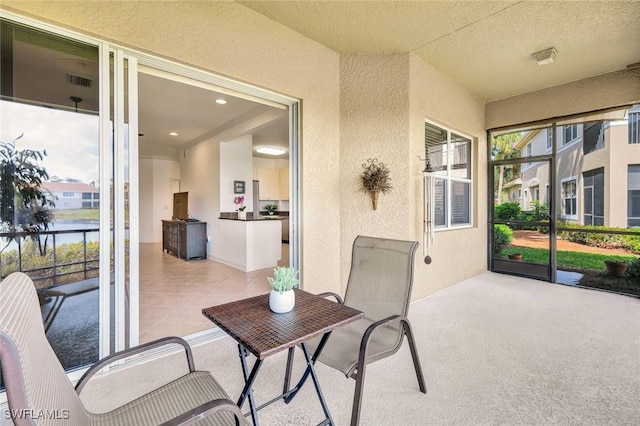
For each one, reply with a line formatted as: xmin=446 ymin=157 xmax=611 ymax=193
xmin=425 ymin=121 xmax=472 ymax=229
xmin=561 ymin=178 xmax=578 ymax=219
xmin=629 ymin=106 xmax=640 ymax=144
xmin=562 ymin=125 xmax=579 ymax=146
xmin=62 ymin=191 xmax=75 ymax=197
xmin=629 ymin=165 xmax=640 ymax=227
xmin=82 ymin=193 xmax=92 ymax=199
xmin=546 ymin=128 xmax=553 ymax=151
xmin=583 ymin=122 xmax=604 ymax=154
xmin=525 ymin=142 xmax=532 ymax=157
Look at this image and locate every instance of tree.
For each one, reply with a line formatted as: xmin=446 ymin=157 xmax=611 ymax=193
xmin=0 ymin=134 xmax=56 ymax=255
xmin=492 ymin=132 xmax=522 ymax=203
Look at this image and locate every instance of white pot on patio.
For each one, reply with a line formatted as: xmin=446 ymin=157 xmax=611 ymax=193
xmin=269 ymin=289 xmax=295 ymax=313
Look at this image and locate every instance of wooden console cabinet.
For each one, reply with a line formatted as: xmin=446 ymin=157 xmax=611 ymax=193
xmin=162 ymin=220 xmax=207 ymax=261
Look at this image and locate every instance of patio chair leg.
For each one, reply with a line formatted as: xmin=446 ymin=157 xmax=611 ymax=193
xmin=402 ymin=319 xmax=427 ymax=393
xmin=350 ymin=363 xmax=367 ymax=426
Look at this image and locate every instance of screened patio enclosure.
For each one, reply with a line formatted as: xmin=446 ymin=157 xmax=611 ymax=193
xmin=489 ymin=106 xmax=640 ymax=297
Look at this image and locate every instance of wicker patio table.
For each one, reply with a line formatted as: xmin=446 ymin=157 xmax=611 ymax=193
xmin=202 ymin=288 xmax=363 ymax=426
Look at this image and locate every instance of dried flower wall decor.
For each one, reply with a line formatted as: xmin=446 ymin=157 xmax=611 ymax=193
xmin=359 ymin=158 xmax=392 ymax=210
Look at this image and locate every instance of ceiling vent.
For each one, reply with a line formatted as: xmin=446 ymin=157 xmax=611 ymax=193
xmin=67 ymin=74 xmax=92 ymax=88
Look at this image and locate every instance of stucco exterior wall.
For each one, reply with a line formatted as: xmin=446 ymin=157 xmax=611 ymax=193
xmin=2 ymin=1 xmax=341 ymax=295
xmin=609 ymin=124 xmax=640 ymax=227
xmin=338 ymin=53 xmax=486 ymax=300
xmin=339 ymin=54 xmax=412 ymax=292
xmin=486 ymin=69 xmax=640 ymax=130
xmin=409 ymin=54 xmax=487 ymax=300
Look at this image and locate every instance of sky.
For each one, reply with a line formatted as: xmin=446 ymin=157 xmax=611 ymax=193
xmin=0 ymin=100 xmax=100 ymax=184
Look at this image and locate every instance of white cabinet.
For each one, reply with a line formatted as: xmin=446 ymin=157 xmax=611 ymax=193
xmin=256 ymin=167 xmax=279 ymax=200
xmin=255 ymin=166 xmax=289 ymax=200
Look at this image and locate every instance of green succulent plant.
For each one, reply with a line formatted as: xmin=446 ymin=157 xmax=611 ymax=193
xmin=268 ymin=266 xmax=299 ymax=293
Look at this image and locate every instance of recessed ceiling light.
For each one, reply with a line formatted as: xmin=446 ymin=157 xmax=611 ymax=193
xmin=215 ymin=99 xmax=227 ymax=105
xmin=532 ymin=47 xmax=557 ymax=66
xmin=256 ymin=146 xmax=286 ymax=156
xmin=169 ymin=132 xmax=178 ymax=136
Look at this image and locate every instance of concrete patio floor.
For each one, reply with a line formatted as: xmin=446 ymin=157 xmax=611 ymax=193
xmin=75 ymin=271 xmax=639 ymax=425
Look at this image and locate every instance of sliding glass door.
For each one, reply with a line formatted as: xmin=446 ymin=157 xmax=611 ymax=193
xmin=0 ymin=18 xmax=104 ymax=372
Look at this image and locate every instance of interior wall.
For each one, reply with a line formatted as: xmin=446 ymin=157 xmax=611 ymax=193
xmin=486 ymin=69 xmax=640 ymax=130
xmin=219 ymin=135 xmax=254 ymax=213
xmin=179 ymin=141 xmax=220 ymax=258
xmin=139 ymin=157 xmax=180 ymax=243
xmin=2 ymin=1 xmax=342 ymax=295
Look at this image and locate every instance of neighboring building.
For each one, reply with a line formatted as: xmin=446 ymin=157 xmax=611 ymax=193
xmin=41 ymin=181 xmax=99 ymax=210
xmin=503 ymin=105 xmax=640 ymax=228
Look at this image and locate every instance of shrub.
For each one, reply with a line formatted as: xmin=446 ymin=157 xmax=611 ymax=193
xmin=494 ymin=224 xmax=513 ymax=255
xmin=624 ymin=258 xmax=640 ymax=284
xmin=558 ymin=224 xmax=640 ymax=255
xmin=494 ymin=202 xmax=522 ymax=221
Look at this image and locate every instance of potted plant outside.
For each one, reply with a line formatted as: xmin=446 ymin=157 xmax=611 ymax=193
xmin=508 ymin=253 xmax=523 ymax=261
xmin=604 ymin=260 xmax=627 ymax=277
xmin=268 ymin=266 xmax=299 ymax=313
xmin=264 ymin=204 xmax=278 ymax=215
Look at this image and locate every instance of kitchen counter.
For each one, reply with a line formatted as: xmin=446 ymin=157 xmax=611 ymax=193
xmin=219 ymin=212 xmax=288 ymax=221
xmin=213 ymin=215 xmax=282 ymax=272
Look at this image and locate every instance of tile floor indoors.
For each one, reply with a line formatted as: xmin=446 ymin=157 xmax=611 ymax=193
xmin=138 ymin=242 xmax=289 ymax=343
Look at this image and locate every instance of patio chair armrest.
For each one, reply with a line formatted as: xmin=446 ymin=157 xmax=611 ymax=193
xmin=315 ymin=291 xmax=344 ymax=304
xmin=358 ymin=314 xmax=408 ymax=361
xmin=75 ymin=336 xmax=196 ymax=394
xmin=159 ymin=398 xmax=248 ymax=426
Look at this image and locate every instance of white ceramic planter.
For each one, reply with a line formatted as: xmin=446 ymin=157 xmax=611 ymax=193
xmin=237 ymin=211 xmax=246 ymax=220
xmin=269 ymin=289 xmax=295 ymax=313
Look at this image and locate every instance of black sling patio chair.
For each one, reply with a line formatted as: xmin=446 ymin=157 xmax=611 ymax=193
xmin=287 ymin=235 xmax=427 ymax=425
xmin=0 ymin=272 xmax=246 ymax=426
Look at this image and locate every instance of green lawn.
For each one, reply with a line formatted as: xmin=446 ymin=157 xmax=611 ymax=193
xmin=53 ymin=209 xmax=99 ymax=220
xmin=502 ymin=246 xmax=636 ymax=270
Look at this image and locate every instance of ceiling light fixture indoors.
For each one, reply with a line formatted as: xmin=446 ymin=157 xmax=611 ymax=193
xmin=256 ymin=146 xmax=286 ymax=156
xmin=215 ymin=99 xmax=227 ymax=104
xmin=169 ymin=132 xmax=178 ymax=136
xmin=532 ymin=47 xmax=558 ymax=66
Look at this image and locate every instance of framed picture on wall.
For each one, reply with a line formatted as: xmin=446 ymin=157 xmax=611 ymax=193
xmin=234 ymin=180 xmax=245 ymax=194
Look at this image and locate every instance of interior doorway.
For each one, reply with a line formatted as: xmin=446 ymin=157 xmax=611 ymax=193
xmin=136 ymin=65 xmax=298 ymax=343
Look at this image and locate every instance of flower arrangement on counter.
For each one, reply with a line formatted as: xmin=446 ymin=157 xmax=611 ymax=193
xmin=234 ymin=196 xmax=247 ymax=211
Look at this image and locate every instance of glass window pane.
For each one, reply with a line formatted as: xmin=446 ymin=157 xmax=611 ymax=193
xmin=425 ymin=122 xmax=447 ymax=174
xmin=451 ymin=133 xmax=471 ymax=179
xmin=433 ymin=178 xmax=446 ymax=227
xmin=451 ymin=181 xmax=470 ymax=225
xmin=0 ymin=18 xmax=100 ymax=379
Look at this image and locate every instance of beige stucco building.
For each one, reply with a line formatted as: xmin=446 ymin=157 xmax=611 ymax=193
xmin=504 ymin=108 xmax=640 ymax=228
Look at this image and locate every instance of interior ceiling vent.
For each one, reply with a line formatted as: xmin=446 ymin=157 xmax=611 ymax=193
xmin=67 ymin=74 xmax=92 ymax=88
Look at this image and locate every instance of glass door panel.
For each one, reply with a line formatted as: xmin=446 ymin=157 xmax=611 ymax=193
xmin=0 ymin=18 xmax=101 ymax=377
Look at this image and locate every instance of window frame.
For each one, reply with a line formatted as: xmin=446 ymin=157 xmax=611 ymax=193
xmin=425 ymin=120 xmax=474 ymax=231
xmin=560 ymin=176 xmax=578 ymax=220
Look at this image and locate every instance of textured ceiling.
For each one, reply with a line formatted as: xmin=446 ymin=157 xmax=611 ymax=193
xmin=238 ymin=0 xmax=640 ymax=102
